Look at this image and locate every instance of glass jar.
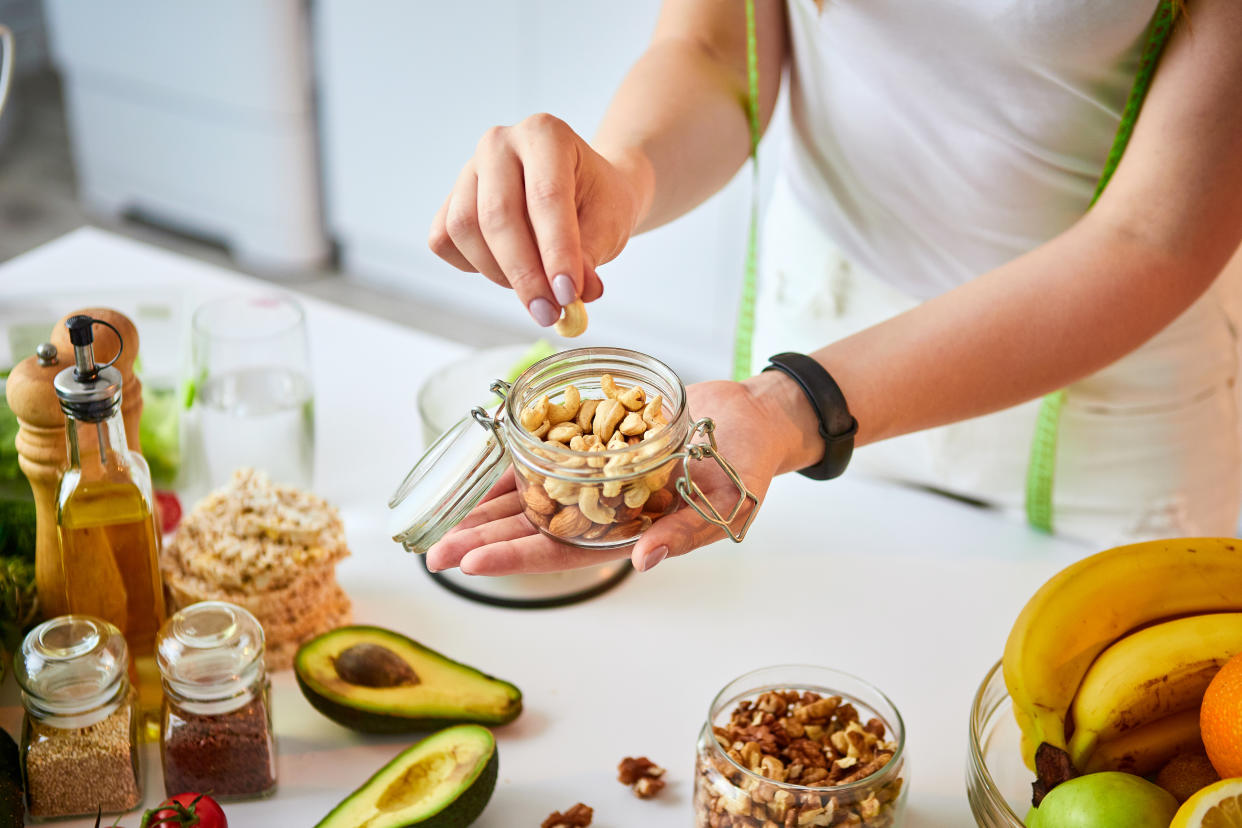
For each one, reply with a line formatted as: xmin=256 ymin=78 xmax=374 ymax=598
xmin=156 ymin=601 xmax=277 ymax=800
xmin=15 ymin=615 xmax=143 ymax=821
xmin=694 ymin=665 xmax=909 ymax=828
xmin=389 ymin=347 xmax=757 ymax=554
xmin=966 ymin=660 xmax=1029 ymax=827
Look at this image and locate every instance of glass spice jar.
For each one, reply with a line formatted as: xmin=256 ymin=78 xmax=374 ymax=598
xmin=15 ymin=615 xmax=144 ymax=821
xmin=694 ymin=666 xmax=910 ymax=828
xmin=156 ymin=601 xmax=276 ymax=800
xmin=389 ymin=347 xmax=758 ymax=553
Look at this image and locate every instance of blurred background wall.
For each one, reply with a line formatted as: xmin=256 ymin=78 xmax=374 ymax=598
xmin=0 ymin=0 xmax=786 ymax=380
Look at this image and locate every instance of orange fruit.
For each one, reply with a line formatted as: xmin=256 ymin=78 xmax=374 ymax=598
xmin=1168 ymin=777 xmax=1242 ymax=827
xmin=1202 ymin=651 xmax=1242 ymax=779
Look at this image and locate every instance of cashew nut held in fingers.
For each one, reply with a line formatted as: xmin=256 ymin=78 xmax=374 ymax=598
xmin=554 ymin=299 xmax=588 ymax=337
xmin=547 ymin=385 xmax=581 ymax=425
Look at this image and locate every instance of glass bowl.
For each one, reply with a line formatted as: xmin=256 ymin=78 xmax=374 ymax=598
xmin=695 ymin=665 xmax=909 ymax=827
xmin=967 ymin=660 xmax=1032 ymax=827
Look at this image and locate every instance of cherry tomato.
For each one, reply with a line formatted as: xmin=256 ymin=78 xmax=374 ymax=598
xmin=154 ymin=490 xmax=182 ymax=535
xmin=145 ymin=793 xmax=227 ymax=828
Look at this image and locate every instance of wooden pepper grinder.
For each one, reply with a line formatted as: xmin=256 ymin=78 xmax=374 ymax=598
xmin=4 ymin=308 xmax=144 ymax=618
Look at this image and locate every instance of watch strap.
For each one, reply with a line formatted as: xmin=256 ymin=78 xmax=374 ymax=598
xmin=763 ymin=352 xmax=856 ymax=480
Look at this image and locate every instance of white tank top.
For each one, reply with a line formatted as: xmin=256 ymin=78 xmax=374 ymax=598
xmin=782 ymin=0 xmax=1158 ymax=299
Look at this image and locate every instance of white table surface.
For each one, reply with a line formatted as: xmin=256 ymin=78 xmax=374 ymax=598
xmin=0 ymin=228 xmax=1092 ymax=827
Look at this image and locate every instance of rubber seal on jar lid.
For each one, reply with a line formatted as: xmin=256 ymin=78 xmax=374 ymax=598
xmin=388 ymin=409 xmax=509 ymax=555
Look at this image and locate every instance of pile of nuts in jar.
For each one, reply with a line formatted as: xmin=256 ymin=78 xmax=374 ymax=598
xmin=515 ymin=374 xmax=679 ymax=544
xmin=695 ymin=690 xmax=905 ymax=828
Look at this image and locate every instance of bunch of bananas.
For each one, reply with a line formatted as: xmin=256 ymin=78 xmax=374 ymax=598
xmin=1004 ymin=537 xmax=1242 ymax=777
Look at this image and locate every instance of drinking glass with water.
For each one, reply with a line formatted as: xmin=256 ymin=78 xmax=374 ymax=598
xmin=184 ymin=295 xmax=314 ymax=496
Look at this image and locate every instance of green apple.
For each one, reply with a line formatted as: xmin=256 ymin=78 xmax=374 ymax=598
xmin=1027 ymin=772 xmax=1178 ymax=828
xmin=1025 ymin=805 xmax=1041 ymax=827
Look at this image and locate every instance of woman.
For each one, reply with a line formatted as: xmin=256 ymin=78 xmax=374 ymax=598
xmin=425 ymin=0 xmax=1242 ymax=575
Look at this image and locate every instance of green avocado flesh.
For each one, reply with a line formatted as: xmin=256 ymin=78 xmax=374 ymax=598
xmin=295 ymin=626 xmax=523 ymax=733
xmin=316 ymin=724 xmax=498 ymax=828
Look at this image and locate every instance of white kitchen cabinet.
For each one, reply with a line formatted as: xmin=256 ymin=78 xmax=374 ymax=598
xmin=314 ymin=1 xmax=781 ymax=379
xmin=43 ymin=0 xmax=328 ymax=271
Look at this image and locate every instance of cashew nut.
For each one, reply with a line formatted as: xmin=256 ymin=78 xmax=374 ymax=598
xmin=521 ymin=395 xmax=549 ymax=431
xmin=619 ymin=411 xmax=647 ymax=436
xmin=587 ymin=442 xmax=608 ymax=469
xmin=554 ymin=299 xmax=588 ymax=337
xmin=623 ymin=482 xmax=651 ymax=509
xmin=576 ymin=398 xmax=600 ymax=431
xmin=530 ymin=420 xmax=551 ymax=439
xmin=643 ymin=395 xmax=666 ymax=427
xmin=600 ymin=374 xmax=621 ymax=400
xmin=543 ymin=477 xmax=580 ymax=506
xmin=644 ymin=459 xmax=675 ymax=491
xmin=547 ymin=385 xmax=580 ymax=425
xmin=547 ymin=421 xmax=582 ymax=443
xmin=607 ymin=430 xmax=629 ymax=452
xmin=592 ymin=399 xmax=625 ymax=442
xmin=617 ymin=385 xmax=646 ymax=411
xmin=578 ymin=486 xmax=616 ymax=524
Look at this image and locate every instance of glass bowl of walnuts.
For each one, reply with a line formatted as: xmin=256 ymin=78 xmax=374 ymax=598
xmin=695 ymin=665 xmax=909 ymax=828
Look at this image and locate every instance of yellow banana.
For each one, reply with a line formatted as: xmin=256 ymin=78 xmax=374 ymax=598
xmin=1082 ymin=708 xmax=1203 ymax=776
xmin=1067 ymin=611 xmax=1242 ymax=769
xmin=1003 ymin=537 xmax=1242 ymax=769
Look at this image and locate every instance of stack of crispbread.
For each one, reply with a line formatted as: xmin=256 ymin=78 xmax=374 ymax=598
xmin=162 ymin=468 xmax=352 ymax=669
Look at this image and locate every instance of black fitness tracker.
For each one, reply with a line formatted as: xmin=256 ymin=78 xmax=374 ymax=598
xmin=762 ymin=352 xmax=857 ymax=480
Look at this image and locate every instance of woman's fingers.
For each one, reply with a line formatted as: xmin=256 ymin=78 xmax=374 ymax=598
xmin=516 ymin=115 xmax=584 ymax=308
xmin=630 ymin=503 xmax=726 ymax=573
xmin=443 ymin=165 xmax=508 ymax=287
xmin=459 ymin=533 xmax=629 ymax=576
xmin=428 ymin=194 xmax=474 ymax=273
xmin=475 ymin=130 xmax=561 ymax=327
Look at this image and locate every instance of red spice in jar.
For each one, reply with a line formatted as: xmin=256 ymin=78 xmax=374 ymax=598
xmin=162 ymin=694 xmax=276 ymax=798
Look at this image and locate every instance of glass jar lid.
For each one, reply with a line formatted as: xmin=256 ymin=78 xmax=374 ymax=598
xmin=157 ymin=601 xmax=265 ymax=703
xmin=388 ymin=404 xmax=509 ymax=555
xmin=15 ymin=615 xmax=129 ymax=717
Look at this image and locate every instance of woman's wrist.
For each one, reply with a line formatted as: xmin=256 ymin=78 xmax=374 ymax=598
xmin=596 ymin=143 xmax=656 ymax=233
xmin=741 ymin=369 xmax=827 ymax=475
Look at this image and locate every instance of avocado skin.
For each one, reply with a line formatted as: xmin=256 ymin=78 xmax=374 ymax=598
xmin=0 ymin=728 xmax=22 ymax=828
xmin=315 ymin=726 xmax=499 ymax=828
xmin=294 ymin=626 xmax=522 ymax=734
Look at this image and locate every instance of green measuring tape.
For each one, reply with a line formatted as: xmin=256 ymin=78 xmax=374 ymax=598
xmin=735 ymin=0 xmax=1179 ymax=532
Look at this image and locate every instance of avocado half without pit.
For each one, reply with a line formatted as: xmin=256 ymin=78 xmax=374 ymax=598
xmin=315 ymin=724 xmax=498 ymax=828
xmin=295 ymin=627 xmax=522 ymax=733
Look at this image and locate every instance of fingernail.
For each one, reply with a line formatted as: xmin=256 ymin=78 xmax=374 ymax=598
xmin=639 ymin=545 xmax=669 ymax=572
xmin=552 ymin=273 xmax=578 ymax=306
xmin=529 ymin=297 xmax=559 ymax=327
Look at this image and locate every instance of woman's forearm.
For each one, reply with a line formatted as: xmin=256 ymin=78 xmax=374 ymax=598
xmin=594 ymin=1 xmax=785 ymax=233
xmin=747 ymin=214 xmax=1240 ymax=475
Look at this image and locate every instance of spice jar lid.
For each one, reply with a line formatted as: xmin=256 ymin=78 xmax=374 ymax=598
xmin=388 ymin=408 xmax=508 ymax=555
xmin=157 ymin=601 xmax=266 ymax=704
xmin=15 ymin=615 xmax=129 ymax=716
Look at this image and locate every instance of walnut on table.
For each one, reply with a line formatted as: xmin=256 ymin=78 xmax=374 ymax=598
xmin=541 ymin=802 xmax=593 ymax=828
xmin=618 ymin=755 xmax=667 ymax=798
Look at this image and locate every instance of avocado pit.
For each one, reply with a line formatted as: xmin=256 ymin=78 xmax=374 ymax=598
xmin=335 ymin=643 xmax=420 ymax=688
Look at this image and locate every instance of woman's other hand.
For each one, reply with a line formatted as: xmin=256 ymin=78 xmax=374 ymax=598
xmin=425 ymin=377 xmax=806 ymax=575
xmin=428 ymin=113 xmax=651 ymax=328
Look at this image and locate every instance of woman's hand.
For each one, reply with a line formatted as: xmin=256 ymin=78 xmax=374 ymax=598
xmin=428 ymin=114 xmax=651 ymax=328
xmin=425 ymin=379 xmax=798 ymax=575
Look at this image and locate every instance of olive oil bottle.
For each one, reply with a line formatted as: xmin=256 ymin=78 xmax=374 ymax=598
xmin=53 ymin=315 xmax=166 ymax=731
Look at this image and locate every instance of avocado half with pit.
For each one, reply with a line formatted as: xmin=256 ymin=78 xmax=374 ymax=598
xmin=315 ymin=724 xmax=498 ymax=828
xmin=295 ymin=626 xmax=522 ymax=733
